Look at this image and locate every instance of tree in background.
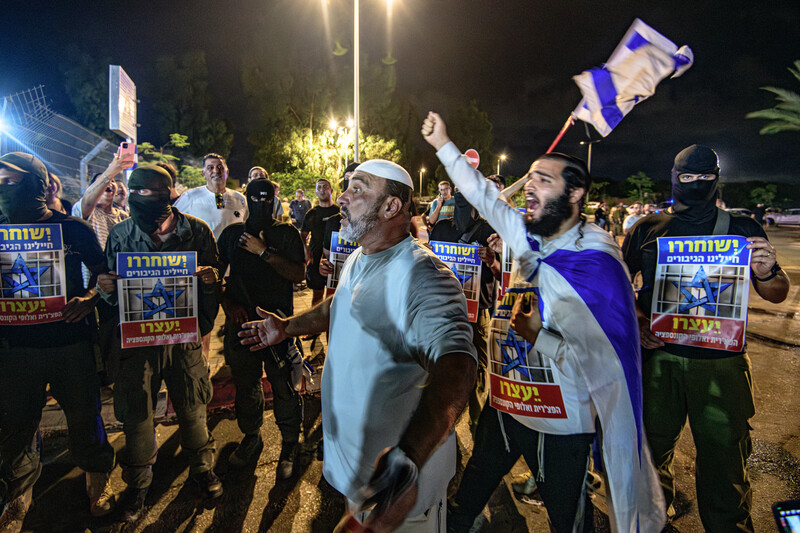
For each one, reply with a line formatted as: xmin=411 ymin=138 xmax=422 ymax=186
xmin=243 ymin=51 xmax=406 ymax=183
xmin=626 ymin=171 xmax=654 ymax=203
xmin=444 ymin=100 xmax=495 ymax=177
xmin=750 ymin=184 xmax=777 ymax=206
xmin=589 ymin=180 xmax=609 ymax=201
xmin=137 ymin=133 xmax=204 ymax=189
xmin=746 ymin=60 xmax=800 ymax=135
xmin=149 ymin=51 xmax=234 ymax=158
xmin=60 ymin=47 xmax=113 ymax=138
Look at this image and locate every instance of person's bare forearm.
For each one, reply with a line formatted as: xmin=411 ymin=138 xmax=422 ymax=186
xmin=286 ymin=296 xmax=332 ymax=336
xmin=397 ymin=353 xmax=476 ymax=468
xmin=754 ymin=271 xmax=790 ymax=303
xmin=79 ymin=177 xmax=111 ymax=219
xmin=266 ymin=254 xmax=306 ymax=282
xmin=428 ymin=203 xmax=443 ymax=225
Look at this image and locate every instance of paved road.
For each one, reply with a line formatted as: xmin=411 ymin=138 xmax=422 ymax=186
xmin=19 ymin=227 xmax=800 ymax=532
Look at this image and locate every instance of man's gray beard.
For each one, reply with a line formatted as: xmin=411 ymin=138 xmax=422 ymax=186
xmin=339 ymin=201 xmax=382 ymax=243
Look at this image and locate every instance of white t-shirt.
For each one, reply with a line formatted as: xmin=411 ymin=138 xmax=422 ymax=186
xmin=173 ymin=186 xmax=248 ymax=239
xmin=322 ymin=236 xmax=477 ymax=516
xmin=623 ymin=214 xmax=643 ymax=233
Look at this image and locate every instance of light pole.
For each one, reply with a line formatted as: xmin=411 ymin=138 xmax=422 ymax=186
xmin=418 ymin=167 xmax=425 ymax=199
xmin=497 ymin=153 xmax=507 ymax=175
xmin=352 ymin=0 xmax=393 ymax=164
xmin=353 ymin=0 xmax=360 ymax=163
xmin=579 ymin=140 xmax=601 ymax=173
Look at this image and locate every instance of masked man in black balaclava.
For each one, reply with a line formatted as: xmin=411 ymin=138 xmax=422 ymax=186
xmin=216 ymin=178 xmax=306 ymax=477
xmin=0 ymin=152 xmax=116 ymax=526
xmin=622 ymin=144 xmax=790 ymax=532
xmin=96 ymin=164 xmax=224 ymax=522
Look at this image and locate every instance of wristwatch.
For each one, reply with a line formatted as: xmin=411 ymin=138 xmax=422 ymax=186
xmin=259 ymin=248 xmax=271 ymax=262
xmin=754 ymin=263 xmax=781 ymax=282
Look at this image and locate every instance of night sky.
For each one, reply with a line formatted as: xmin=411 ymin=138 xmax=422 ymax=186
xmin=2 ymin=0 xmax=798 ymax=184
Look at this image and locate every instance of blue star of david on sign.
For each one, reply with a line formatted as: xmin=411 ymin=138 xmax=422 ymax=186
xmin=450 ymin=265 xmax=473 ymax=286
xmin=672 ymin=266 xmax=732 ymax=313
xmin=1 ymin=254 xmax=50 ymax=297
xmin=496 ymin=329 xmax=532 ymax=379
xmin=135 ymin=279 xmax=184 ymax=319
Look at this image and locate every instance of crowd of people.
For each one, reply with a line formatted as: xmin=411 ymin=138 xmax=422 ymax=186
xmin=0 ymin=108 xmax=790 ymax=532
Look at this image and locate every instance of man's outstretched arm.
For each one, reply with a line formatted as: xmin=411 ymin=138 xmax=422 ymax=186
xmin=239 ymin=296 xmax=332 ymax=351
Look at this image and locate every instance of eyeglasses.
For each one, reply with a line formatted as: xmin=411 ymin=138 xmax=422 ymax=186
xmin=215 ymin=193 xmax=225 ymax=209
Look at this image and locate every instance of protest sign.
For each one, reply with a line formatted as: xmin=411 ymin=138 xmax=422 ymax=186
xmin=0 ymin=224 xmax=67 ymax=325
xmin=650 ymin=235 xmax=752 ymax=351
xmin=117 ymin=251 xmax=199 ymax=348
xmin=489 ymin=287 xmax=567 ymax=418
xmin=325 ymin=231 xmax=358 ymax=298
xmin=429 ymin=240 xmax=481 ymax=322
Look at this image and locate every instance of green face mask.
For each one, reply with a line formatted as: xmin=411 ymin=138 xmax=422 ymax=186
xmin=0 ymin=173 xmax=48 ymax=223
xmin=128 ymin=192 xmax=172 ymax=234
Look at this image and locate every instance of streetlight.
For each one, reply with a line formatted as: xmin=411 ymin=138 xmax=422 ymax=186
xmin=352 ymin=0 xmax=393 ymax=163
xmin=418 ymin=167 xmax=425 ymax=199
xmin=579 ymin=140 xmax=601 ymax=173
xmin=497 ymin=153 xmax=507 ymax=175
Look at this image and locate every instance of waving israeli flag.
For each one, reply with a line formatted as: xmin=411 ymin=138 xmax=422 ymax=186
xmin=573 ymin=18 xmax=693 ymax=136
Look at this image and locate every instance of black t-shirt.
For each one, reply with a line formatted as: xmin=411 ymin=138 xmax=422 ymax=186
xmin=323 ymin=213 xmax=343 ymax=252
xmin=217 ymin=220 xmax=305 ymax=320
xmin=623 ymin=211 xmax=770 ymax=359
xmin=430 ymin=218 xmax=497 ymax=310
xmin=302 ymin=204 xmax=340 ymax=260
xmin=0 ymin=211 xmax=106 ymax=348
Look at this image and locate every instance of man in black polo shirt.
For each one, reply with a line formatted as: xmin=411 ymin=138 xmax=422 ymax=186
xmin=623 ymin=144 xmax=790 ymax=532
xmin=218 ymin=179 xmax=306 ymax=478
xmin=301 ymin=178 xmax=340 ymax=318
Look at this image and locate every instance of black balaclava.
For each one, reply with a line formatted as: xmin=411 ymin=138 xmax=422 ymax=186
xmin=340 ymin=161 xmax=360 ymax=193
xmin=128 ymin=165 xmax=173 ymax=234
xmin=0 ymin=152 xmax=50 ymax=223
xmin=244 ymin=178 xmax=275 ymax=233
xmin=453 ymin=190 xmax=476 ymax=234
xmin=671 ymin=144 xmax=720 ymax=224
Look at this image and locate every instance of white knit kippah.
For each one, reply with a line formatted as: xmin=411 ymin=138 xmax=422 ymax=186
xmin=354 ymin=159 xmax=414 ymax=190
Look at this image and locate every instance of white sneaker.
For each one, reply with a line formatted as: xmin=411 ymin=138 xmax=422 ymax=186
xmin=85 ymin=471 xmax=115 ymax=517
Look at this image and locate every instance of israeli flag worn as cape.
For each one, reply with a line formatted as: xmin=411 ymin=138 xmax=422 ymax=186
xmin=436 ymin=141 xmax=666 ymax=532
xmin=522 ymin=226 xmax=666 ymax=533
xmin=573 ymin=18 xmax=693 ymax=136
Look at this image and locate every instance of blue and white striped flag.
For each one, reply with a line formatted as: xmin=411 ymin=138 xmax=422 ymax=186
xmin=573 ymin=19 xmax=693 ymax=136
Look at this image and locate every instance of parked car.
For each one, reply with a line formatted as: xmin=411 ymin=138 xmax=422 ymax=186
xmin=726 ymin=208 xmax=753 ymax=217
xmin=766 ymin=208 xmax=800 ymax=226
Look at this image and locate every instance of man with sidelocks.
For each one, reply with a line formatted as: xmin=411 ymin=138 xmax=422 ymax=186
xmin=422 ymin=111 xmax=664 ymax=532
xmin=239 ymin=159 xmax=477 ymax=532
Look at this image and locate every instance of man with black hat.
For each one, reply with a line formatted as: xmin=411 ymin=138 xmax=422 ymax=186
xmin=96 ymin=164 xmax=224 ymax=521
xmin=622 ymin=145 xmax=790 ymax=532
xmin=0 ymin=152 xmax=116 ymax=525
xmin=217 ymin=178 xmax=306 ymax=477
xmin=239 ymin=159 xmax=478 ymax=532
